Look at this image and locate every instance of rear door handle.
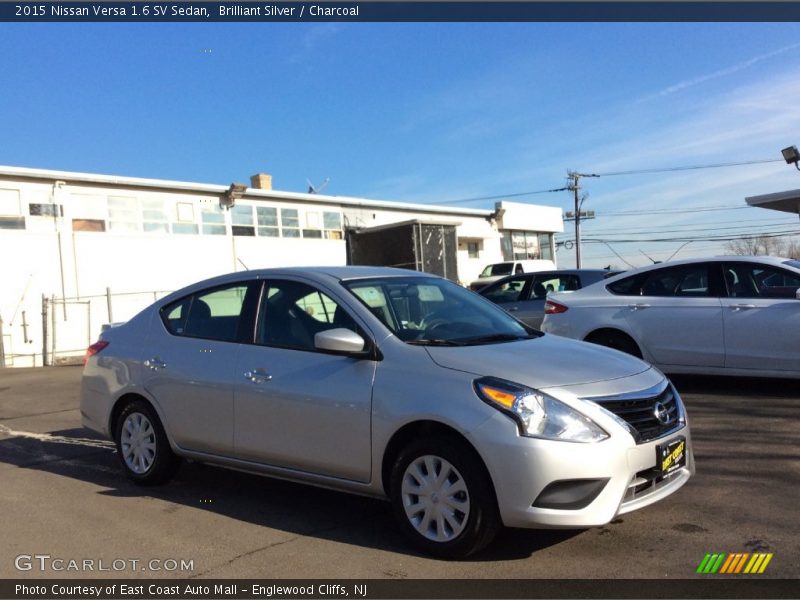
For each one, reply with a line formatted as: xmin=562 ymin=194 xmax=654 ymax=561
xmin=730 ymin=304 xmax=756 ymax=311
xmin=507 ymin=307 xmax=519 ymax=312
xmin=627 ymin=303 xmax=651 ymax=311
xmin=244 ymin=369 xmax=272 ymax=384
xmin=144 ymin=357 xmax=166 ymax=370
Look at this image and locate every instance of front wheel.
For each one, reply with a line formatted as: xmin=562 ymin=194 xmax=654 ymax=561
xmin=390 ymin=436 xmax=500 ymax=558
xmin=114 ymin=400 xmax=179 ymax=485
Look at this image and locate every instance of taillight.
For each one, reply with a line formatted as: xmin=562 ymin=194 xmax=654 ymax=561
xmin=83 ymin=340 xmax=109 ymax=365
xmin=544 ymin=300 xmax=568 ymax=315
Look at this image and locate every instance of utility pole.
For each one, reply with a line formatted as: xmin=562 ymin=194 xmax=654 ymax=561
xmin=567 ymin=172 xmax=582 ymax=267
xmin=565 ymin=171 xmax=597 ymax=268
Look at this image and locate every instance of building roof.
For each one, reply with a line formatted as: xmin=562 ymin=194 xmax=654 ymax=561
xmin=0 ymin=164 xmax=495 ymax=219
xmin=745 ymin=189 xmax=800 ymax=215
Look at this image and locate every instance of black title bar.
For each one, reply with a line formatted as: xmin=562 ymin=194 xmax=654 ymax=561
xmin=4 ymin=2 xmax=800 ymax=22
xmin=4 ymin=579 xmax=800 ymax=599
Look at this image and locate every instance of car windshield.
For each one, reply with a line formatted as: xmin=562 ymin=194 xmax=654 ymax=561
xmin=343 ymin=276 xmax=536 ymax=346
xmin=480 ymin=263 xmax=513 ymax=278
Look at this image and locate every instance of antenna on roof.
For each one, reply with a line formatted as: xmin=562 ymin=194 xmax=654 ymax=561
xmin=639 ymin=250 xmax=661 ymax=264
xmin=307 ymin=177 xmax=330 ymax=194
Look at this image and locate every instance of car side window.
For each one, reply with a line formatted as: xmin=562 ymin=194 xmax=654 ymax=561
xmin=528 ymin=275 xmax=579 ymax=299
xmin=483 ymin=276 xmax=528 ymax=304
xmin=161 ymin=283 xmax=253 ymax=342
xmin=642 ymin=265 xmax=710 ymax=297
xmin=724 ymin=264 xmax=800 ymax=299
xmin=607 ymin=273 xmax=648 ymax=296
xmin=256 ymin=280 xmax=358 ymax=351
xmin=607 ymin=266 xmax=710 ymax=297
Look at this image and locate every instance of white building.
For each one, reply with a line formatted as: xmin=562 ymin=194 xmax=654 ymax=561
xmin=0 ymin=165 xmax=563 ymax=366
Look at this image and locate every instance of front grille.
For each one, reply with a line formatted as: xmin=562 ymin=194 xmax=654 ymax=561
xmin=589 ymin=382 xmax=682 ymax=443
xmin=622 ymin=466 xmax=682 ymax=505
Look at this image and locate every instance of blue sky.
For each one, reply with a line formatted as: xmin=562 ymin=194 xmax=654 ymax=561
xmin=2 ymin=22 xmax=800 ymax=268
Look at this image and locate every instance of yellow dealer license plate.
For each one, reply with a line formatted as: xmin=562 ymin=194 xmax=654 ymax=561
xmin=657 ymin=436 xmax=686 ymax=475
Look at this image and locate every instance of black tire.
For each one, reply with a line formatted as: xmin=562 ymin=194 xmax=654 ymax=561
xmin=114 ymin=399 xmax=179 ymax=486
xmin=586 ymin=330 xmax=642 ymax=358
xmin=390 ymin=436 xmax=500 ymax=558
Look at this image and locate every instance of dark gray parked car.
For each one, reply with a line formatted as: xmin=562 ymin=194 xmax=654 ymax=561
xmin=480 ymin=269 xmax=621 ymax=328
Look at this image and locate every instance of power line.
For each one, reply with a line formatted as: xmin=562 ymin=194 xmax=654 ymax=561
xmin=573 ymin=217 xmax=794 ymax=235
xmin=561 ymin=221 xmax=798 ymax=239
xmin=430 ymin=186 xmax=569 ymax=205
xmin=577 ymin=229 xmax=800 ymax=244
xmin=588 ymin=158 xmax=784 ymax=178
xmin=598 ymin=204 xmax=752 ymax=217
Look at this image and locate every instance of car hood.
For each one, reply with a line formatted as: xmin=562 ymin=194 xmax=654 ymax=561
xmin=425 ymin=333 xmax=651 ymax=390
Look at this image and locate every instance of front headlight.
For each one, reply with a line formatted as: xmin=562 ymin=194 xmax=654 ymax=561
xmin=474 ymin=377 xmax=609 ymax=443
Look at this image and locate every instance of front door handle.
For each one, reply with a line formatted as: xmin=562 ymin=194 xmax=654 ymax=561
xmin=144 ymin=357 xmax=167 ymax=371
xmin=507 ymin=306 xmax=519 ymax=312
xmin=730 ymin=304 xmax=756 ymax=311
xmin=244 ymin=369 xmax=272 ymax=384
xmin=628 ymin=303 xmax=651 ymax=311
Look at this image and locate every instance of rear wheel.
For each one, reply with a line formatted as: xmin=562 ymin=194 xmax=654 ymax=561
xmin=114 ymin=399 xmax=179 ymax=485
xmin=390 ymin=436 xmax=500 ymax=558
xmin=585 ymin=330 xmax=642 ymax=358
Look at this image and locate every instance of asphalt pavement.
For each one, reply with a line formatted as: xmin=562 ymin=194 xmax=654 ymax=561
xmin=0 ymin=367 xmax=797 ymax=580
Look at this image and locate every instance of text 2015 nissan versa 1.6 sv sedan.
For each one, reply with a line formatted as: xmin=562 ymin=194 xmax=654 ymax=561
xmin=81 ymin=266 xmax=694 ymax=558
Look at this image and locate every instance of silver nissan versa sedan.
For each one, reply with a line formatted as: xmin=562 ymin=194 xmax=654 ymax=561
xmin=81 ymin=266 xmax=694 ymax=558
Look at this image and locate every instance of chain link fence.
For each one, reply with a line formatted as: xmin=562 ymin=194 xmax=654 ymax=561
xmin=35 ymin=289 xmax=173 ymax=366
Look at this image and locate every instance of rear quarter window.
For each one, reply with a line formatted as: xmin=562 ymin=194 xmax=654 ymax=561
xmin=607 ymin=273 xmax=647 ymax=296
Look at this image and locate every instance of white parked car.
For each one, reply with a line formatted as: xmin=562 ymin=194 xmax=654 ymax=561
xmin=541 ymin=256 xmax=800 ymax=378
xmin=468 ymin=259 xmax=557 ymax=291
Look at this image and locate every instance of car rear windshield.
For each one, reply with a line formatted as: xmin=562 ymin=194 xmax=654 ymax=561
xmin=480 ymin=263 xmax=513 ymax=278
xmin=783 ymin=260 xmax=800 ymax=270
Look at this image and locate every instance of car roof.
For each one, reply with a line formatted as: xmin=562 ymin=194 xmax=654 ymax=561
xmin=477 ymin=269 xmax=617 ymax=293
xmin=155 ymin=266 xmax=439 ymax=306
xmin=602 ymin=255 xmax=795 ymax=280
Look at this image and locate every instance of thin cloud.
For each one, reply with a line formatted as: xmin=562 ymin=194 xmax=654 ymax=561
xmin=639 ymin=42 xmax=800 ymax=102
xmin=287 ymin=24 xmax=342 ymax=64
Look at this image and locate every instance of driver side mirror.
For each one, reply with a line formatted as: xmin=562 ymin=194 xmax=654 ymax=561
xmin=796 ymin=288 xmax=800 ymax=300
xmin=315 ymin=328 xmax=366 ymax=354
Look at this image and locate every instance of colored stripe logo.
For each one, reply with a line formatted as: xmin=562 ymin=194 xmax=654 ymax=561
xmin=697 ymin=553 xmax=773 ymax=574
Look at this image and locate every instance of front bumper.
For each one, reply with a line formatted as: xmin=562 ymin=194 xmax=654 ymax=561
xmin=467 ymin=409 xmax=694 ymax=529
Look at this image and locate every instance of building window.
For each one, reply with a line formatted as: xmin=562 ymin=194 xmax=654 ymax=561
xmin=231 ymin=205 xmax=255 ymax=236
xmin=538 ymin=233 xmax=553 ymax=261
xmin=202 ymin=205 xmax=226 ymax=235
xmin=0 ymin=188 xmax=22 ymax=217
xmin=256 ymin=206 xmax=279 ymax=237
xmin=142 ymin=198 xmax=169 ymax=233
xmin=172 ymin=223 xmax=199 ymax=234
xmin=322 ymin=211 xmax=343 ymax=239
xmin=72 ymin=219 xmax=106 ymax=232
xmin=172 ymin=202 xmax=198 ymax=234
xmin=501 ymin=230 xmax=543 ymax=261
xmin=29 ymin=203 xmax=62 ymax=217
xmin=71 ymin=194 xmax=108 ymax=231
xmin=176 ymin=202 xmax=195 ymax=223
xmin=302 ymin=229 xmax=323 ymax=239
xmin=467 ymin=241 xmax=479 ymax=258
xmin=108 ymin=196 xmax=139 ymax=232
xmin=0 ymin=216 xmax=25 ymax=230
xmin=281 ymin=208 xmax=300 ymax=238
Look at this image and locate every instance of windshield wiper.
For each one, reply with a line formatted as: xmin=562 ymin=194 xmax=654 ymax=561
xmin=406 ymin=338 xmax=467 ymax=347
xmin=460 ymin=333 xmax=534 ymax=345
